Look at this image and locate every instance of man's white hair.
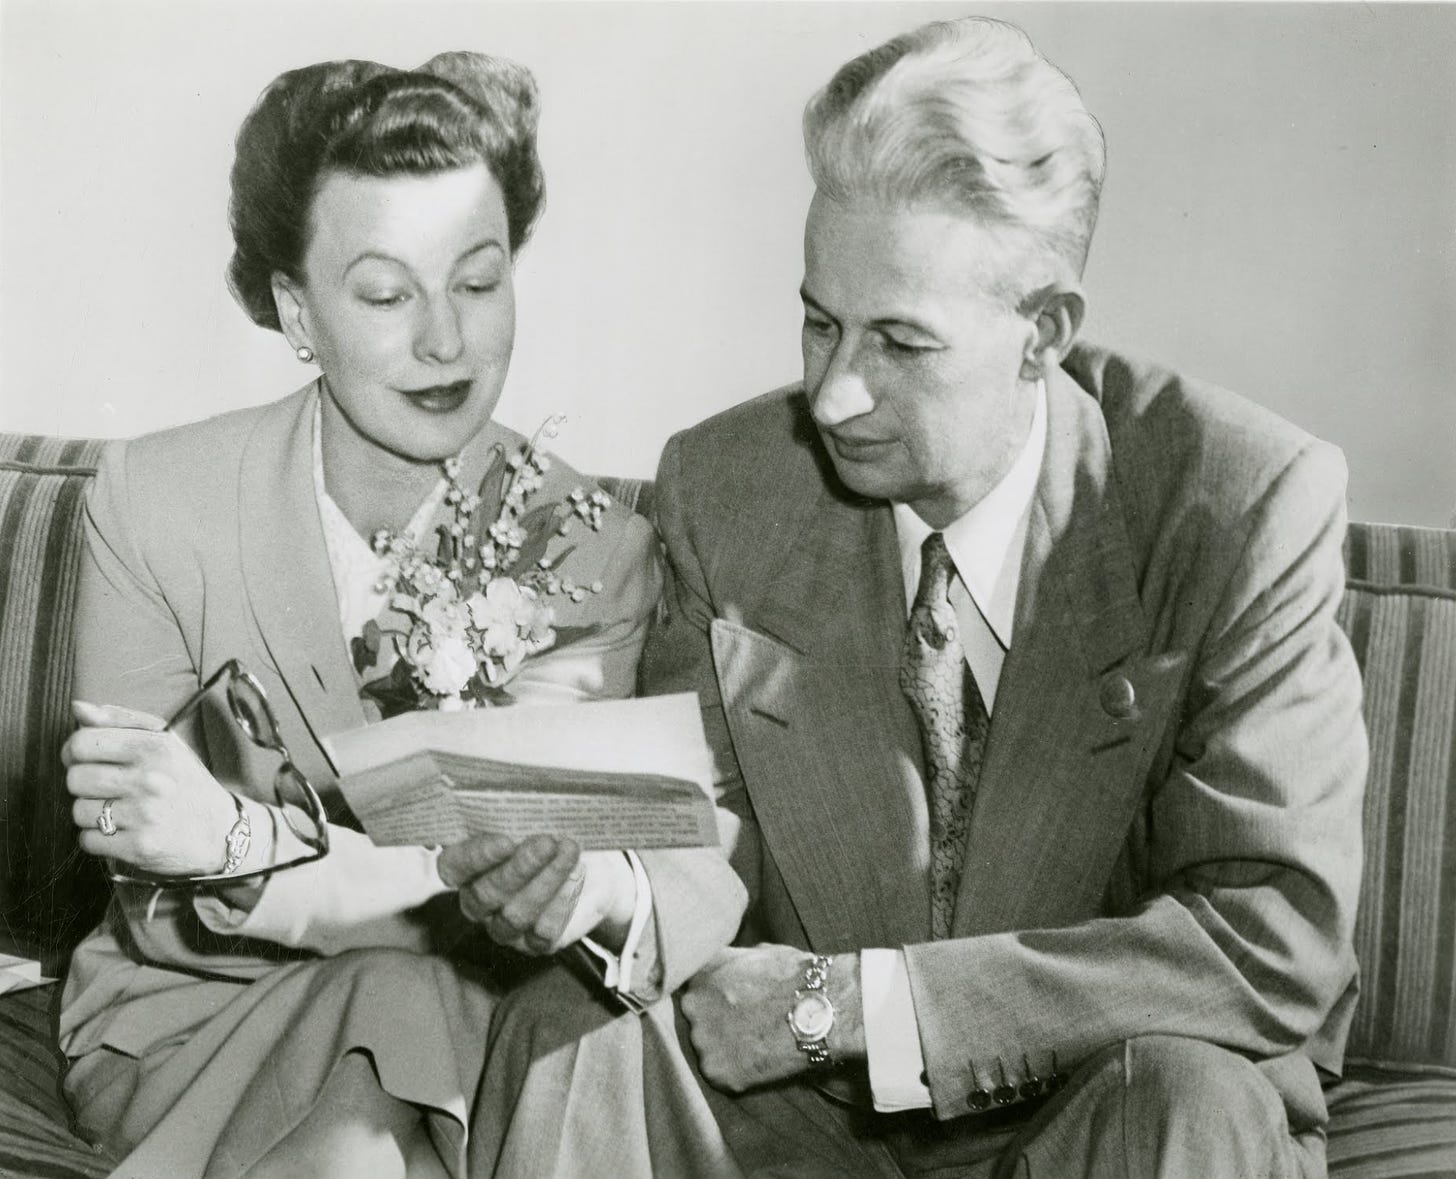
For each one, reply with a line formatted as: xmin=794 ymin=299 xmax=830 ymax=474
xmin=805 ymin=18 xmax=1106 ymax=293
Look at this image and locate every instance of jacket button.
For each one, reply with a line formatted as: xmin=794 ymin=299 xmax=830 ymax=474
xmin=993 ymin=1083 xmax=1017 ymax=1105
xmin=919 ymin=1070 xmax=929 ymax=1088
xmin=967 ymin=1088 xmax=992 ymax=1111
xmin=1099 ymin=674 xmax=1137 ymax=720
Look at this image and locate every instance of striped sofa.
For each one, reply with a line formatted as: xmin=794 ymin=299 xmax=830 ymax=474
xmin=1 ymin=432 xmax=1453 ymax=1178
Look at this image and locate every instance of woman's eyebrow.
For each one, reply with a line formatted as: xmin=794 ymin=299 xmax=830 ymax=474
xmin=342 ymin=250 xmax=405 ymax=278
xmin=456 ymin=239 xmax=506 ymax=263
xmin=341 ymin=239 xmax=506 ymax=278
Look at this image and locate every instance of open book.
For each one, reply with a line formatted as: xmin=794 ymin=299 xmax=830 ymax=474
xmin=323 ymin=693 xmax=720 ymax=851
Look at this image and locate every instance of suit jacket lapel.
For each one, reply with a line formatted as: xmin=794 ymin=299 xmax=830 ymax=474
xmin=713 ymin=467 xmax=932 ymax=952
xmin=237 ymin=385 xmax=367 ymax=781
xmin=952 ymin=366 xmax=1185 ymax=936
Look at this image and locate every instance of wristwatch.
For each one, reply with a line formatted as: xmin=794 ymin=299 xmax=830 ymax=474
xmin=786 ymin=953 xmax=836 ymax=1067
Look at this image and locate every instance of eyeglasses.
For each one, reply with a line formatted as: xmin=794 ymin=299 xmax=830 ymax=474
xmin=107 ymin=659 xmax=331 ymax=888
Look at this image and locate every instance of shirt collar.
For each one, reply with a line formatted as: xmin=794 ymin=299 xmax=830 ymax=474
xmin=892 ymin=380 xmax=1047 ymax=648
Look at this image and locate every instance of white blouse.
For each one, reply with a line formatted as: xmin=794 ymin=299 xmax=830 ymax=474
xmin=311 ymin=400 xmax=447 ymax=645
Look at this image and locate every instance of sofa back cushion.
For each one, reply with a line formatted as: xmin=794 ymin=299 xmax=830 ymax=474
xmin=0 ymin=436 xmax=110 ymax=966
xmin=1337 ymin=521 xmax=1456 ymax=1073
xmin=1345 ymin=521 xmax=1456 ymax=590
xmin=596 ymin=476 xmax=654 ymax=521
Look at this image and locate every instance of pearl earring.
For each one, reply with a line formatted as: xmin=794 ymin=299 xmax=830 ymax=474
xmin=296 ymin=346 xmax=315 ymax=364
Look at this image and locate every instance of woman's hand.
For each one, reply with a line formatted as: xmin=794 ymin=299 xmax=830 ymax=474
xmin=438 ymin=834 xmax=637 ymax=956
xmin=63 ymin=700 xmax=241 ymax=877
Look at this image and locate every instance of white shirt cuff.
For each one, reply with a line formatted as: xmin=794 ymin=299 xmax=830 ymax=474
xmin=862 ymin=947 xmax=932 ymax=1111
xmin=192 ymin=825 xmax=449 ymax=955
xmin=579 ymin=850 xmax=653 ymax=994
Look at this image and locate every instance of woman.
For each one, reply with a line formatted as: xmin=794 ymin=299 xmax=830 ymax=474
xmin=58 ymin=53 xmax=744 ymax=1179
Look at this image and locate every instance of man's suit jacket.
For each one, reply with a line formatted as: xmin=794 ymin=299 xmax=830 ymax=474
xmin=641 ymin=343 xmax=1365 ymax=1126
xmin=60 ymin=384 xmax=746 ymax=1064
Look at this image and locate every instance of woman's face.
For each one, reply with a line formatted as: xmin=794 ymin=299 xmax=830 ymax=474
xmin=278 ymin=162 xmax=516 ymax=463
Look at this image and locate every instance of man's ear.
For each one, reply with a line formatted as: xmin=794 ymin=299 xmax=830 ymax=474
xmin=271 ymin=273 xmax=312 ymax=353
xmin=1018 ymin=283 xmax=1085 ymax=381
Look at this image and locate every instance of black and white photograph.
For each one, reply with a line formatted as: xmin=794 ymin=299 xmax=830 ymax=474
xmin=1 ymin=3 xmax=1453 ymax=1177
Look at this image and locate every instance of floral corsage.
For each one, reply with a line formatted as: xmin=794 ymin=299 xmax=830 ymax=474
xmin=351 ymin=416 xmax=612 ymax=716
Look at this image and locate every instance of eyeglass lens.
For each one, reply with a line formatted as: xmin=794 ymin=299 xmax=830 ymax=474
xmin=226 ymin=673 xmax=284 ymax=753
xmin=275 ymin=763 xmax=327 ymax=848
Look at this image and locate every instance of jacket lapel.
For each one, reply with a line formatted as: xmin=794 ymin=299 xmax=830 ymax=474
xmin=712 ymin=471 xmax=933 ymax=953
xmin=236 ymin=385 xmax=367 ymax=781
xmin=951 ymin=366 xmax=1185 ymax=936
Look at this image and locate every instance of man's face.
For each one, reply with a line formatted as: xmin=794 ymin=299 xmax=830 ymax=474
xmin=800 ymin=193 xmax=1040 ymax=528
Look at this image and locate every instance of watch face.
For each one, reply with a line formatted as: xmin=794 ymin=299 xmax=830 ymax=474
xmin=789 ymin=991 xmax=834 ymax=1040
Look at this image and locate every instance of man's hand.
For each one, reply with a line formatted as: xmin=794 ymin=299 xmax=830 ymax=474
xmin=681 ymin=945 xmax=864 ymax=1092
xmin=438 ymin=834 xmax=637 ymax=956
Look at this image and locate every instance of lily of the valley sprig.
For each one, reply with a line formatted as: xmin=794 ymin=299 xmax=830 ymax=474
xmin=351 ymin=416 xmax=611 ymax=716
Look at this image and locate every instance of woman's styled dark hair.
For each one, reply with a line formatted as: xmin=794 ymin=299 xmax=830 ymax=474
xmin=227 ymin=51 xmax=544 ymax=331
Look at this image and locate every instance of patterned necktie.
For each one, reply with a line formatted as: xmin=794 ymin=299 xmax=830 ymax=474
xmin=899 ymin=532 xmax=990 ymax=939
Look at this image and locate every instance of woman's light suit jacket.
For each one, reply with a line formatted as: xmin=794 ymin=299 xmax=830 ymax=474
xmin=60 ymin=385 xmax=746 ymax=1063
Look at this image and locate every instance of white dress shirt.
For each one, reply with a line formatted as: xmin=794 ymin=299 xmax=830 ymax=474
xmin=862 ymin=382 xmax=1047 ymax=1111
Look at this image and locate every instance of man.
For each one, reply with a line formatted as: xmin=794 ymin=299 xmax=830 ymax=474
xmin=642 ymin=17 xmax=1365 ymax=1178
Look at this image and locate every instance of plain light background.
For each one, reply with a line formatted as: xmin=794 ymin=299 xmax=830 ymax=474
xmin=2 ymin=1 xmax=1453 ymax=525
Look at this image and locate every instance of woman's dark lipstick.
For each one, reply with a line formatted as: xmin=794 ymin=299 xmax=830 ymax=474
xmin=400 ymin=380 xmax=472 ymax=413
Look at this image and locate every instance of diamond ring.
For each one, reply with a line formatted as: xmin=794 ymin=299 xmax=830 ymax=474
xmin=97 ymin=798 xmax=118 ymax=837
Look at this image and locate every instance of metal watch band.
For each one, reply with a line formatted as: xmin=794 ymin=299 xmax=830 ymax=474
xmin=789 ymin=953 xmax=835 ymax=1067
xmin=221 ymin=793 xmax=252 ymax=876
xmin=800 ymin=1038 xmax=833 ymax=1067
xmin=803 ymin=952 xmax=831 ymax=994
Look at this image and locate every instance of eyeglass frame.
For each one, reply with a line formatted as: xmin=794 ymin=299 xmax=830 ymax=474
xmin=106 ymin=659 xmax=331 ymax=889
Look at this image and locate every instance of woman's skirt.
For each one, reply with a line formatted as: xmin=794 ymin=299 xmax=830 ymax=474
xmin=64 ymin=946 xmax=738 ymax=1179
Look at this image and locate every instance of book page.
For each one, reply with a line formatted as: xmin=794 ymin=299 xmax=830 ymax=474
xmin=341 ymin=752 xmax=471 ymax=847
xmin=451 ymin=789 xmax=717 ymax=850
xmin=324 ymin=694 xmax=721 ymax=851
xmin=327 ymin=694 xmax=714 ymax=788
